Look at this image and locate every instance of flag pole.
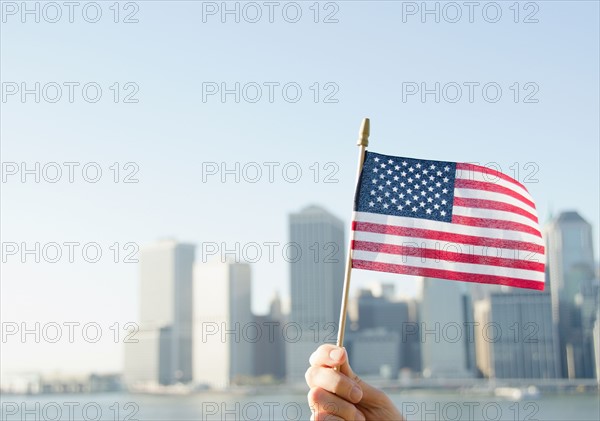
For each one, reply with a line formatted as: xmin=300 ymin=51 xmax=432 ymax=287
xmin=336 ymin=118 xmax=370 ymax=349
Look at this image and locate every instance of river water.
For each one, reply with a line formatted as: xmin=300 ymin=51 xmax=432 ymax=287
xmin=2 ymin=391 xmax=599 ymax=420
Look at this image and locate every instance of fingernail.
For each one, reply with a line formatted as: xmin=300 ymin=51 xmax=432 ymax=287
xmin=329 ymin=348 xmax=344 ymax=361
xmin=356 ymin=409 xmax=366 ymax=421
xmin=350 ymin=385 xmax=363 ymax=403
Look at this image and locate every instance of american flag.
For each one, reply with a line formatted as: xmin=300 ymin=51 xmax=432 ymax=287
xmin=351 ymin=151 xmax=545 ymax=290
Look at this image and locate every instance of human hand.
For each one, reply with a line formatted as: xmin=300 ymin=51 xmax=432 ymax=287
xmin=305 ymin=344 xmax=405 ymax=421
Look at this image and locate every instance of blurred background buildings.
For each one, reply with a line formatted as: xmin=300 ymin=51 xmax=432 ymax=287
xmin=116 ymin=207 xmax=600 ymax=390
xmin=8 ymin=207 xmax=593 ymax=393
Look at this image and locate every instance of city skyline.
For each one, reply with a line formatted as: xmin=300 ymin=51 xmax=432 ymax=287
xmin=1 ymin=204 xmax=599 ymax=381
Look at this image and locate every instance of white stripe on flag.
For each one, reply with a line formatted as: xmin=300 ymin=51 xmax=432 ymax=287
xmin=352 ymin=250 xmax=545 ymax=283
xmin=452 ymin=206 xmax=538 ymax=228
xmin=454 ymin=188 xmax=538 ymax=217
xmin=354 ymin=211 xmax=545 ymax=246
xmin=455 ymin=169 xmax=534 ymax=203
xmin=352 ymin=230 xmax=545 ymax=262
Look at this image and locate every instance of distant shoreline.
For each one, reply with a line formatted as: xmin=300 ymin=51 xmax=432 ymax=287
xmin=2 ymin=378 xmax=598 ymax=397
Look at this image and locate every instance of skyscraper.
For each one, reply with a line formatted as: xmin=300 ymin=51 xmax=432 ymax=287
xmin=347 ymin=329 xmax=400 ymax=379
xmin=473 ymin=299 xmax=492 ymax=378
xmin=192 ymin=260 xmax=253 ymax=389
xmin=475 ymin=291 xmax=560 ymax=379
xmin=594 ymin=307 xmax=600 ymax=382
xmin=287 ymin=205 xmax=345 ymax=382
xmin=253 ymin=292 xmax=286 ymax=380
xmin=354 ymin=284 xmax=409 ymax=373
xmin=356 ymin=287 xmax=409 ymax=333
xmin=419 ymin=277 xmax=473 ymax=378
xmin=545 ymin=211 xmax=597 ymax=378
xmin=124 ymin=240 xmax=195 ymax=387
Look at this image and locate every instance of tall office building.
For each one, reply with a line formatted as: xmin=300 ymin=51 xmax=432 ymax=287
xmin=124 ymin=240 xmax=195 ymax=387
xmin=192 ymin=260 xmax=253 ymax=389
xmin=475 ymin=291 xmax=560 ymax=379
xmin=473 ymin=299 xmax=492 ymax=378
xmin=354 ymin=284 xmax=409 ymax=373
xmin=347 ymin=329 xmax=400 ymax=379
xmin=356 ymin=287 xmax=409 ymax=333
xmin=287 ymin=205 xmax=345 ymax=382
xmin=594 ymin=307 xmax=600 ymax=382
xmin=405 ymin=297 xmax=422 ymax=374
xmin=462 ymin=293 xmax=478 ymax=376
xmin=545 ymin=211 xmax=597 ymax=378
xmin=253 ymin=293 xmax=286 ymax=380
xmin=419 ymin=277 xmax=473 ymax=378
xmin=578 ymin=278 xmax=600 ymax=378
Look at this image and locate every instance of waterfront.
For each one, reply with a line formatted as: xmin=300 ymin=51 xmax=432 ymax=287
xmin=2 ymin=391 xmax=599 ymax=420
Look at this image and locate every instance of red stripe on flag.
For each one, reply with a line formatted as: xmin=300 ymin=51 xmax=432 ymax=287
xmin=456 ymin=162 xmax=527 ymax=191
xmin=352 ymin=259 xmax=545 ymax=290
xmin=453 ymin=197 xmax=538 ymax=223
xmin=353 ymin=221 xmax=545 ymax=254
xmin=451 ymin=215 xmax=542 ymax=238
xmin=352 ymin=240 xmax=545 ymax=272
xmin=455 ymin=179 xmax=535 ymax=209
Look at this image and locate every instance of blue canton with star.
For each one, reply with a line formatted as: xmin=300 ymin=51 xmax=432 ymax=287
xmin=355 ymin=151 xmax=457 ymax=223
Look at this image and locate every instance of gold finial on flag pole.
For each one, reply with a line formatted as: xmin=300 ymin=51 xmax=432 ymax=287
xmin=336 ymin=118 xmax=370 ymax=351
xmin=357 ymin=117 xmax=370 ymax=147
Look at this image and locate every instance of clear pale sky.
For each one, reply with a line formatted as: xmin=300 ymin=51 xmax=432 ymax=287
xmin=1 ymin=1 xmax=598 ymax=376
